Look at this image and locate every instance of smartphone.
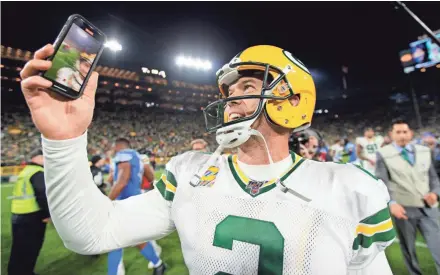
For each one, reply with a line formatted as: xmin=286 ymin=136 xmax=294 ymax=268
xmin=42 ymin=14 xmax=106 ymax=99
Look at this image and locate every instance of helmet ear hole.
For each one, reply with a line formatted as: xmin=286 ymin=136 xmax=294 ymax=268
xmin=289 ymin=94 xmax=300 ymax=107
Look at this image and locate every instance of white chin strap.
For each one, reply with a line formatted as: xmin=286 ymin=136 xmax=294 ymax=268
xmin=190 ymin=126 xmax=311 ymax=202
xmin=191 ymin=125 xmax=312 ymax=202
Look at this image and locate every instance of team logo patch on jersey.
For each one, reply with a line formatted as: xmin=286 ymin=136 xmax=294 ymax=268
xmin=246 ymin=180 xmax=267 ymax=195
xmin=200 ymin=166 xmax=219 ymax=187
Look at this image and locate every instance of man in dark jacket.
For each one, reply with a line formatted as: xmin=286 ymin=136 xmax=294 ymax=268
xmin=90 ymin=155 xmax=107 ymax=195
xmin=8 ymin=148 xmax=50 ymax=275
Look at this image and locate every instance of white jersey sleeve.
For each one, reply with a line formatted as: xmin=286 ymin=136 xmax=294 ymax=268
xmin=343 ymin=164 xmax=396 ymax=270
xmin=42 ymin=132 xmax=175 ymax=255
xmin=154 ymin=151 xmax=209 ymax=203
xmin=55 ymin=67 xmax=74 ymax=86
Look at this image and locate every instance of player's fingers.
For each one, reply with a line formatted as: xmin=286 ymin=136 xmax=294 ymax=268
xmin=34 ymin=44 xmax=55 ymax=60
xmin=20 ymin=59 xmax=52 ymax=80
xmin=83 ymin=72 xmax=99 ymax=100
xmin=21 ymin=76 xmax=53 ymax=91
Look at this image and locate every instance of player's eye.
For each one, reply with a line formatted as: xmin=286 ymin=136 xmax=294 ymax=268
xmin=244 ymin=85 xmax=255 ymax=93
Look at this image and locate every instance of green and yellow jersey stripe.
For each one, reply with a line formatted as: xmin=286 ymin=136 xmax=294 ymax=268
xmin=352 ymin=207 xmax=396 ymax=250
xmin=156 ymin=169 xmax=178 ymax=201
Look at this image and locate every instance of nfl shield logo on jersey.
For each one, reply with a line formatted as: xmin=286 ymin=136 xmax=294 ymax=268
xmin=247 ymin=180 xmax=267 ymax=195
xmin=199 ymin=166 xmax=219 ymax=187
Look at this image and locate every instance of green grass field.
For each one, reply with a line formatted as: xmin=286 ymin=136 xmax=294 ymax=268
xmin=44 ymin=43 xmax=80 ymax=81
xmin=1 ymin=170 xmax=437 ymax=274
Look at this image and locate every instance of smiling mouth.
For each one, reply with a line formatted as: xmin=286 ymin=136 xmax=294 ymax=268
xmin=229 ymin=113 xmax=245 ymax=121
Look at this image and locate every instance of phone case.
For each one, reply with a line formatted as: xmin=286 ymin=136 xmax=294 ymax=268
xmin=45 ymin=14 xmax=107 ymax=100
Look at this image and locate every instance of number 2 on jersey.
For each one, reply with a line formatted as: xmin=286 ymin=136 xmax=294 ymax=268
xmin=213 ymin=215 xmax=285 ymax=275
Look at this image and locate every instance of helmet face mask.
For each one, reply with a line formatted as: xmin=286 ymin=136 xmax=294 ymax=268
xmin=203 ymin=63 xmax=292 ymax=133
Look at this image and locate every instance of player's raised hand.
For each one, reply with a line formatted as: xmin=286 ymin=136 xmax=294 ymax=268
xmin=20 ymin=44 xmax=99 ymax=140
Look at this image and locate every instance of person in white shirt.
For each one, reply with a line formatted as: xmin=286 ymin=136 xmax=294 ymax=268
xmin=330 ymin=138 xmax=344 ymax=162
xmin=356 ymin=127 xmax=384 ymax=174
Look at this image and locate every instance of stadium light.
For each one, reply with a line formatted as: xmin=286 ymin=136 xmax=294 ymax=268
xmin=141 ymin=67 xmax=166 ymax=78
xmin=104 ymin=40 xmax=122 ymax=52
xmin=176 ymin=55 xmax=212 ymax=71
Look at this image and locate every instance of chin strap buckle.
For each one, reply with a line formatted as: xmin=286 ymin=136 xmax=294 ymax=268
xmin=277 ymin=179 xmax=289 ymax=193
xmin=190 ymin=174 xmax=201 ymax=187
xmin=277 ymin=180 xmax=312 ymax=202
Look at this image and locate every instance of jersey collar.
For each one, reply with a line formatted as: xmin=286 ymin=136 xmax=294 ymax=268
xmin=227 ymin=151 xmax=305 ymax=197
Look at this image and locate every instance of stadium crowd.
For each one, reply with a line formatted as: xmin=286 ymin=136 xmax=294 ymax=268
xmin=1 ymin=107 xmax=215 ymax=166
xmin=2 ymin=104 xmax=439 ymax=167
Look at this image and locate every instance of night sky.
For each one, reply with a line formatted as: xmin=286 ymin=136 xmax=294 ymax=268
xmin=2 ymin=1 xmax=440 ymax=89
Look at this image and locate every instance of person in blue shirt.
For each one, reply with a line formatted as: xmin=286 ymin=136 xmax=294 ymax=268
xmin=108 ymin=138 xmax=165 ymax=275
xmin=335 ymin=137 xmax=357 ymax=163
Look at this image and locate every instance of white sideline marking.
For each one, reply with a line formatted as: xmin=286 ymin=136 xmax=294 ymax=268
xmin=394 ymin=238 xmax=428 ymax=248
xmin=1 ymin=184 xmax=14 ymax=188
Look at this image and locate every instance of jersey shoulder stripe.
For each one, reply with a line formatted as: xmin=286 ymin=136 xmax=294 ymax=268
xmin=352 ymin=207 xmax=395 ymax=250
xmin=352 ymin=227 xmax=395 ymax=250
xmin=156 ymin=169 xmax=178 ymax=201
xmin=155 ymin=151 xmax=210 ymax=202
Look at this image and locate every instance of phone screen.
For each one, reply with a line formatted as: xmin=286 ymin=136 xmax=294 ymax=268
xmin=44 ymin=23 xmax=102 ymax=92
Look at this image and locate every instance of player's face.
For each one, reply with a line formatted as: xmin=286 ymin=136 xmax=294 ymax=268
xmin=225 ymin=76 xmax=263 ymax=121
xmin=112 ymin=142 xmax=122 ymax=153
xmin=33 ymin=155 xmax=44 ymax=166
xmin=79 ymin=61 xmax=91 ymax=78
xmin=306 ymin=136 xmax=319 ymax=156
xmin=365 ymin=129 xmax=374 ymax=139
xmin=391 ymin=123 xmax=413 ymax=147
xmin=423 ymin=136 xmax=436 ymax=146
xmin=96 ymin=159 xmax=106 ymax=168
xmin=192 ymin=142 xmax=206 ymax=151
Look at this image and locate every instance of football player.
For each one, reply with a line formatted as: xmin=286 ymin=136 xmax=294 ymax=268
xmin=337 ymin=137 xmax=358 ymax=164
xmin=107 ymin=138 xmax=165 ymax=275
xmin=356 ymin=127 xmax=384 ymax=174
xmin=21 ymin=44 xmax=395 ymax=274
xmin=191 ymin=138 xmax=209 ymax=152
xmin=139 ymin=150 xmax=155 ymax=192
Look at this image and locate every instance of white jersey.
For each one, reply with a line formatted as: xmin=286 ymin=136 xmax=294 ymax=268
xmin=330 ymin=143 xmax=344 ymax=162
xmin=55 ymin=67 xmax=83 ymax=92
xmin=356 ymin=136 xmax=384 ymax=174
xmin=140 ymin=154 xmax=150 ymax=165
xmin=42 ymin=132 xmax=395 ymax=275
